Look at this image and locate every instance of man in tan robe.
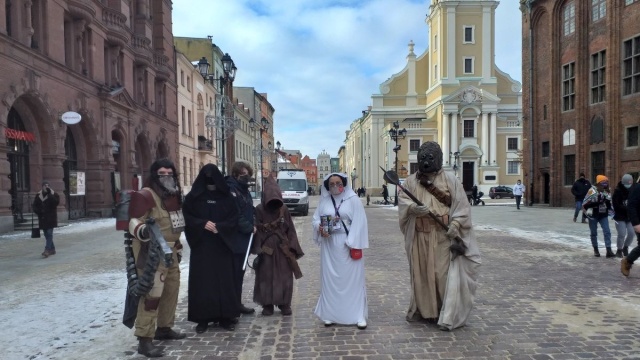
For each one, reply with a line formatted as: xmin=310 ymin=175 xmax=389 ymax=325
xmin=397 ymin=141 xmax=481 ymax=331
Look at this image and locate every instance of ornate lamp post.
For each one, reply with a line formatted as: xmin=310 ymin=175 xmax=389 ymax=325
xmin=389 ymin=121 xmax=407 ymax=206
xmin=250 ymin=117 xmax=270 ymax=193
xmin=198 ymin=54 xmax=237 ymax=175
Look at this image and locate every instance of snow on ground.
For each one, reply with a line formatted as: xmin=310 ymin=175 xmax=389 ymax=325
xmin=0 ymin=218 xmax=190 ymax=360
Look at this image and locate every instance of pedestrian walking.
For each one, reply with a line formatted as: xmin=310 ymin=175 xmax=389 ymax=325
xmin=583 ymin=175 xmax=613 ymax=258
xmin=252 ymin=176 xmax=304 ymax=316
xmin=397 ymin=141 xmax=481 ymax=331
xmin=125 ymin=158 xmax=186 ymax=357
xmin=32 ymin=181 xmax=60 ymax=258
xmin=182 ymin=164 xmax=243 ymax=334
xmin=572 ymin=173 xmax=591 ymax=223
xmin=621 ymin=175 xmax=640 ymax=276
xmin=513 ymin=180 xmax=525 ymax=210
xmin=313 ymin=173 xmax=368 ymax=329
xmin=382 ymin=183 xmax=390 ymax=204
xmin=225 ymin=161 xmax=257 ymax=315
xmin=612 ymin=174 xmax=636 ymax=257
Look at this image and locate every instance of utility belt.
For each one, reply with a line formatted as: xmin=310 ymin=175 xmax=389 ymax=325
xmin=415 ymin=214 xmax=449 ymax=233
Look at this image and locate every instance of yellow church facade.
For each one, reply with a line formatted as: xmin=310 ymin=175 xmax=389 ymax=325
xmin=350 ymin=0 xmax=523 ymax=196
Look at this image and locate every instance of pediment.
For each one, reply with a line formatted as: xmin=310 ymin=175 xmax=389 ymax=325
xmin=442 ymin=86 xmax=501 ymax=104
xmin=100 ymin=86 xmax=137 ymax=111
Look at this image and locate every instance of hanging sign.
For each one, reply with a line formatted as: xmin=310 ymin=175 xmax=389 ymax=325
xmin=5 ymin=128 xmax=36 ymax=142
xmin=61 ymin=111 xmax=82 ymax=125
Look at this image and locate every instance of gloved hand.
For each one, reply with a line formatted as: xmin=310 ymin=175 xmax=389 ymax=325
xmin=446 ymin=221 xmax=460 ymax=240
xmin=408 ymin=204 xmax=430 ymax=217
xmin=449 ymin=238 xmax=468 ymax=260
xmin=46 ymin=187 xmax=52 ymax=194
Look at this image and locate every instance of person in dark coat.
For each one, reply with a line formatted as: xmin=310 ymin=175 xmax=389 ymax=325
xmin=382 ymin=183 xmax=390 ymax=204
xmin=571 ymin=173 xmax=591 ymax=223
xmin=621 ymin=175 xmax=640 ymax=276
xmin=612 ymin=174 xmax=636 ymax=257
xmin=225 ymin=161 xmax=257 ymax=315
xmin=32 ymin=180 xmax=60 ymax=258
xmin=252 ymin=176 xmax=304 ymax=316
xmin=183 ymin=164 xmax=241 ymax=333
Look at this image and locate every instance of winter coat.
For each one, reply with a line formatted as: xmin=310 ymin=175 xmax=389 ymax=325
xmin=32 ymin=189 xmax=60 ymax=229
xmin=571 ymin=178 xmax=592 ymax=201
xmin=225 ymin=175 xmax=255 ymax=254
xmin=627 ymin=184 xmax=640 ymax=227
xmin=612 ymin=182 xmax=633 ymax=222
xmin=582 ymin=186 xmax=612 ymax=220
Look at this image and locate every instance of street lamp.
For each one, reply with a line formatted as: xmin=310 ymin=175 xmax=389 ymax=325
xmin=450 ymin=151 xmax=460 ymax=177
xmin=389 ymin=121 xmax=407 ymax=206
xmin=250 ymin=117 xmax=270 ymax=191
xmin=198 ymin=54 xmax=236 ymax=175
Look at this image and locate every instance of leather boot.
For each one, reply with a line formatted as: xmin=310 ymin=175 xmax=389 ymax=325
xmin=621 ymin=257 xmax=632 ymax=277
xmin=606 ymin=247 xmax=615 ymax=258
xmin=616 ymin=249 xmax=623 ymax=258
xmin=623 ymin=246 xmax=629 ymax=256
xmin=594 ymin=247 xmax=600 ymax=257
xmin=262 ymin=304 xmax=274 ymax=316
xmin=278 ymin=304 xmax=292 ymax=316
xmin=137 ymin=337 xmax=164 ymax=358
xmin=154 ymin=327 xmax=186 ymax=340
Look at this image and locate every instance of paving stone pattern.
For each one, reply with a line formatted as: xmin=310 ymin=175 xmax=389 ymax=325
xmin=156 ymin=203 xmax=640 ymax=359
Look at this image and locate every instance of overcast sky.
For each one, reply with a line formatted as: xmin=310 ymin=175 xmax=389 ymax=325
xmin=173 ymin=0 xmax=523 ymax=159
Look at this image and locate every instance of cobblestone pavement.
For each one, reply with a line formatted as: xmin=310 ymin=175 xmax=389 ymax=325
xmin=148 ymin=199 xmax=640 ymax=360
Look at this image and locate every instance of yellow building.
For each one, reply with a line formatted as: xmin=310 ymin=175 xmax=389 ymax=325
xmin=351 ymin=0 xmax=522 ymax=195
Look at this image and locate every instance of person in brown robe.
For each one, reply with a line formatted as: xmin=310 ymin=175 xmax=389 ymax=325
xmin=252 ymin=176 xmax=304 ymax=316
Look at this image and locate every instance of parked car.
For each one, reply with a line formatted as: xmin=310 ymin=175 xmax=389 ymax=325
xmin=489 ymin=186 xmax=514 ymax=199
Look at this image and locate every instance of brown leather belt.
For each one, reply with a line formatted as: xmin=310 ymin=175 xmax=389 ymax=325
xmin=415 ymin=214 xmax=449 ymax=233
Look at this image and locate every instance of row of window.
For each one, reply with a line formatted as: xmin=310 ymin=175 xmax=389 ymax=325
xmin=561 ymin=35 xmax=640 ymax=111
xmin=563 ymin=0 xmax=637 ymax=36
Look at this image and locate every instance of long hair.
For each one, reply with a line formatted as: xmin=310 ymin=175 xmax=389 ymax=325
xmin=144 ymin=158 xmax=182 ymax=204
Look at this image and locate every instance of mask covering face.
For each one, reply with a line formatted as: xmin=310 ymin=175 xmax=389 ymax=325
xmin=600 ymin=182 xmax=609 ymax=189
xmin=158 ymin=175 xmax=178 ymax=194
xmin=237 ymin=175 xmax=250 ymax=185
xmin=624 ymin=184 xmax=631 ymax=189
xmin=205 ymin=174 xmax=216 ymax=191
xmin=329 ymin=184 xmax=344 ymax=196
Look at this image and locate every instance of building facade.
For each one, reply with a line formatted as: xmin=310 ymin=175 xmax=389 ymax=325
xmin=316 ymin=150 xmax=331 ymax=187
xmin=300 ymin=155 xmax=318 ymax=193
xmin=346 ymin=0 xmax=523 ymax=196
xmin=176 ymin=51 xmax=217 ymax=195
xmin=521 ymin=0 xmax=640 ymax=206
xmin=0 ymin=0 xmax=177 ymax=231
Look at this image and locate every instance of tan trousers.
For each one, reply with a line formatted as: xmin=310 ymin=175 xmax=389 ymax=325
xmin=132 ymin=240 xmax=181 ymax=338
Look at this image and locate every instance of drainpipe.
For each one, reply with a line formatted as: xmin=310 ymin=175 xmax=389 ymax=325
xmin=526 ymin=0 xmax=535 ymax=206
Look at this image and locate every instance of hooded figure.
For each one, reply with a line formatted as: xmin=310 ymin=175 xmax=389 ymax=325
xmin=312 ymin=172 xmax=369 ymax=329
xmin=397 ymin=141 xmax=481 ymax=331
xmin=182 ymin=164 xmax=240 ymax=332
xmin=252 ymin=176 xmax=304 ymax=316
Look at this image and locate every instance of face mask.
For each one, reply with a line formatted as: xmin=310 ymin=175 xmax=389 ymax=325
xmin=329 ymin=185 xmax=344 ymax=195
xmin=206 ymin=184 xmax=216 ymax=191
xmin=600 ymin=182 xmax=608 ymax=189
xmin=624 ymin=184 xmax=632 ymax=189
xmin=237 ymin=175 xmax=250 ymax=185
xmin=158 ymin=175 xmax=178 ymax=194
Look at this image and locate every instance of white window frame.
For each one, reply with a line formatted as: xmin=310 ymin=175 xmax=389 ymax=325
xmin=463 ymin=26 xmax=475 ymax=44
xmin=507 ymin=137 xmax=519 ymax=151
xmin=507 ymin=160 xmax=520 ymax=175
xmin=463 ymin=57 xmax=474 ymax=74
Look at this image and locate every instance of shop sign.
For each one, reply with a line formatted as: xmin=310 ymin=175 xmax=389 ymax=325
xmin=5 ymin=128 xmax=36 ymax=142
xmin=61 ymin=111 xmax=82 ymax=125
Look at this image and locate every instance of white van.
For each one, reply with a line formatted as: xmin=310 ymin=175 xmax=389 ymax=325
xmin=276 ymin=169 xmax=309 ymax=216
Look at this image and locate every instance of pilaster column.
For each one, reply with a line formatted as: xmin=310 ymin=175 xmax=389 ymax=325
xmin=442 ymin=112 xmax=450 ymax=164
xmin=490 ymin=113 xmax=497 ymax=166
xmin=451 ymin=113 xmax=458 ymax=153
xmin=481 ymin=112 xmax=489 ymax=166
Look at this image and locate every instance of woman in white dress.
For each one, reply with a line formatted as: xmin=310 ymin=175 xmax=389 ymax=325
xmin=313 ymin=173 xmax=369 ymax=329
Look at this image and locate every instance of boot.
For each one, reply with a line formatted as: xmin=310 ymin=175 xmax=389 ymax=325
xmin=48 ymin=248 xmax=56 ymax=255
xmin=41 ymin=250 xmax=49 ymax=258
xmin=137 ymin=337 xmax=164 ymax=358
xmin=261 ymin=304 xmax=274 ymax=316
xmin=623 ymin=246 xmax=629 ymax=256
xmin=606 ymin=247 xmax=615 ymax=258
xmin=621 ymin=257 xmax=632 ymax=277
xmin=616 ymin=249 xmax=623 ymax=258
xmin=239 ymin=304 xmax=255 ymax=314
xmin=278 ymin=304 xmax=292 ymax=316
xmin=154 ymin=327 xmax=186 ymax=340
xmin=594 ymin=247 xmax=600 ymax=257
xmin=195 ymin=322 xmax=208 ymax=334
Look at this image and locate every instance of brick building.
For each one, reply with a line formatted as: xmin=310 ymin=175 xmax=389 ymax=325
xmin=521 ymin=0 xmax=640 ymax=206
xmin=0 ymin=0 xmax=177 ymax=231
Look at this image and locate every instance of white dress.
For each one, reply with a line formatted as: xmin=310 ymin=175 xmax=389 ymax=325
xmin=312 ymin=174 xmax=369 ymax=325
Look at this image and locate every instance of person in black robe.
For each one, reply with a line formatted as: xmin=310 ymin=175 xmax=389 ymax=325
xmin=182 ymin=164 xmax=241 ymax=333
